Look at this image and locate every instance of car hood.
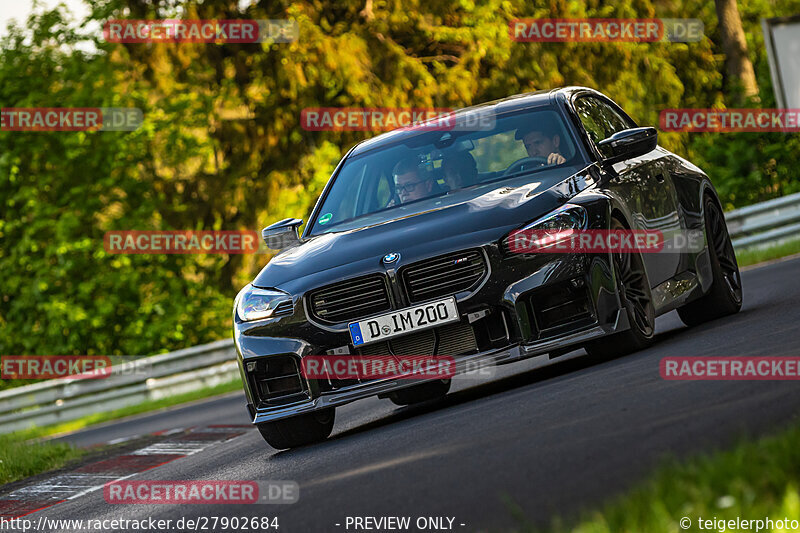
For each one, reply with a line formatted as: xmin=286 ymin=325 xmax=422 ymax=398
xmin=253 ymin=166 xmax=596 ymax=289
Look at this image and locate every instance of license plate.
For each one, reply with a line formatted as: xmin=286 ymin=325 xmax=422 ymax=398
xmin=349 ymin=297 xmax=459 ymax=347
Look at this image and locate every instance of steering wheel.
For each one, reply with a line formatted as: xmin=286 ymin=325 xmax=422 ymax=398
xmin=503 ymin=156 xmax=549 ymax=176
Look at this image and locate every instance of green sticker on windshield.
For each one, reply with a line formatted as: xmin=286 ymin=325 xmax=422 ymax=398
xmin=318 ymin=213 xmax=333 ymax=225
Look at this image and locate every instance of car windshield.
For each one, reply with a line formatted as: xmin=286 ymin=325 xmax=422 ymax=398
xmin=308 ymin=107 xmax=583 ymax=235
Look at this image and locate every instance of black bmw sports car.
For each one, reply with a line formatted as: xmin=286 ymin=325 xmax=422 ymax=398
xmin=233 ymin=87 xmax=742 ymax=449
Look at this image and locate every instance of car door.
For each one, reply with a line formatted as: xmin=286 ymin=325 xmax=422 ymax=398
xmin=572 ymin=94 xmax=682 ymax=287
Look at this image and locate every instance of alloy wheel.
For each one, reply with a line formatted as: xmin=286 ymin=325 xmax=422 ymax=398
xmin=615 ymin=248 xmax=654 ymax=337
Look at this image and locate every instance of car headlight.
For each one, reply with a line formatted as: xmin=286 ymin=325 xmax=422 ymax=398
xmin=236 ymin=285 xmax=292 ymax=321
xmin=521 ymin=203 xmax=587 ymax=232
xmin=505 ymin=204 xmax=587 ymax=254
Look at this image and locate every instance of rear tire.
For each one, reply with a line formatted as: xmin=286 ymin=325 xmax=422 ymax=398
xmin=677 ymin=196 xmax=743 ymax=326
xmin=257 ymin=408 xmax=335 ymax=450
xmin=585 ymin=218 xmax=656 ymax=359
xmin=388 ymin=379 xmax=451 ymax=406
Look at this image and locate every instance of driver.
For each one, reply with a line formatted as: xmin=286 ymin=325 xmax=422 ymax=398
xmin=515 ymin=116 xmax=566 ymax=165
xmin=392 ymin=156 xmax=434 ymax=204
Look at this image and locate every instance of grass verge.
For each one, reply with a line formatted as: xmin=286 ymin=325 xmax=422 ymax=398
xmin=514 ymin=423 xmax=800 ymax=532
xmin=0 ymin=378 xmax=242 ymax=486
xmin=0 ymin=433 xmax=85 ymax=486
xmin=736 ymin=238 xmax=800 ymax=267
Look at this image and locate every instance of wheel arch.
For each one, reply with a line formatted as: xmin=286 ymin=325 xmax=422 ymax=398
xmin=610 ymin=207 xmax=630 ymax=229
xmin=694 ymin=181 xmax=724 ymax=294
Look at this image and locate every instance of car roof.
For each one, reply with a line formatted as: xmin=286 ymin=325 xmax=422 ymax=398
xmin=349 ymin=86 xmax=599 ymax=156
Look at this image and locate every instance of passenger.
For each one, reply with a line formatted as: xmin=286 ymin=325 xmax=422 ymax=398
xmin=392 ymin=157 xmax=435 ymax=204
xmin=442 ymin=151 xmax=478 ymax=191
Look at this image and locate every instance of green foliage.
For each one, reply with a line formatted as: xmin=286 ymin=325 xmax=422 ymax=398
xmin=1 ymin=0 xmax=798 ymax=362
xmin=0 ymin=8 xmax=232 ymax=360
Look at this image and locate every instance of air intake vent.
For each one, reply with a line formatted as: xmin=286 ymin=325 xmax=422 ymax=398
xmin=436 ymin=322 xmax=478 ymax=355
xmin=248 ymin=355 xmax=306 ymax=406
xmin=402 ymin=249 xmax=487 ymax=303
xmin=308 ymin=274 xmax=391 ymax=324
xmin=528 ymin=278 xmax=593 ymax=335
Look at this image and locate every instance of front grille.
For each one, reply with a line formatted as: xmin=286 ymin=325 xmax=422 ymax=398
xmin=354 ymin=322 xmax=478 ymax=357
xmin=391 ymin=329 xmax=436 ymax=356
xmin=436 ymin=322 xmax=478 ymax=355
xmin=319 ymin=323 xmax=480 ymax=391
xmin=308 ymin=274 xmax=391 ymax=323
xmin=402 ymin=249 xmax=487 ymax=303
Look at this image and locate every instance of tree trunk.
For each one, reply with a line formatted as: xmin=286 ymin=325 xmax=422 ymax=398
xmin=360 ymin=0 xmax=374 ymax=21
xmin=714 ymin=0 xmax=760 ymax=102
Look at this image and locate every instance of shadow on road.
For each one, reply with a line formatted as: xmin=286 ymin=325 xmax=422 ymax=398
xmin=267 ymin=306 xmax=769 ymax=457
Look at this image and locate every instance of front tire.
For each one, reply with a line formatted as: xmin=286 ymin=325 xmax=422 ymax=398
xmin=677 ymin=196 xmax=743 ymax=326
xmin=257 ymin=408 xmax=335 ymax=450
xmin=585 ymin=218 xmax=656 ymax=359
xmin=388 ymin=379 xmax=451 ymax=406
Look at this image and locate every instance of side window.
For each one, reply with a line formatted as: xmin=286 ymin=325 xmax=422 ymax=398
xmin=574 ymin=97 xmax=633 ymax=146
xmin=375 ymin=173 xmax=392 ymax=207
xmin=595 ymin=99 xmax=634 ymax=134
xmin=574 ymin=98 xmax=606 ymax=144
xmin=356 ymin=165 xmax=392 ymax=215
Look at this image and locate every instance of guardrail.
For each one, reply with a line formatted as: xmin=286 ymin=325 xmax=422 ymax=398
xmin=0 ymin=340 xmax=238 ymax=434
xmin=1 ymin=193 xmax=797 ymax=435
xmin=726 ymin=191 xmax=800 ymax=249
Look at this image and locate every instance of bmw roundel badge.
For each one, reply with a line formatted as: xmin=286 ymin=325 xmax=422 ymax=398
xmin=382 ymin=252 xmax=400 ymax=265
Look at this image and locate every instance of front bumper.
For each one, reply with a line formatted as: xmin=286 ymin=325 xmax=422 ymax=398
xmin=235 ymin=245 xmax=626 ymax=425
xmin=241 ymin=307 xmax=628 ymax=425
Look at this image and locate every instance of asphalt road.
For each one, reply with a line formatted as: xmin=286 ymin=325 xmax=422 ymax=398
xmin=40 ymin=256 xmax=800 ymax=531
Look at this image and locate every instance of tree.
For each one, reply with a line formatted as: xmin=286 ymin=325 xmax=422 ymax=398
xmin=714 ymin=0 xmax=759 ymax=102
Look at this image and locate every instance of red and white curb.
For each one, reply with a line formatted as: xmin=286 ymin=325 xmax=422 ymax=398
xmin=0 ymin=425 xmax=251 ymax=519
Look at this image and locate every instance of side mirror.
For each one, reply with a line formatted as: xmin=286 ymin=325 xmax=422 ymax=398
xmin=597 ymin=127 xmax=658 ymax=165
xmin=262 ymin=218 xmax=303 ymax=251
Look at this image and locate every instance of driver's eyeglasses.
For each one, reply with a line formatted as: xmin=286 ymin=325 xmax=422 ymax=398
xmin=395 ymin=180 xmax=423 ymax=193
